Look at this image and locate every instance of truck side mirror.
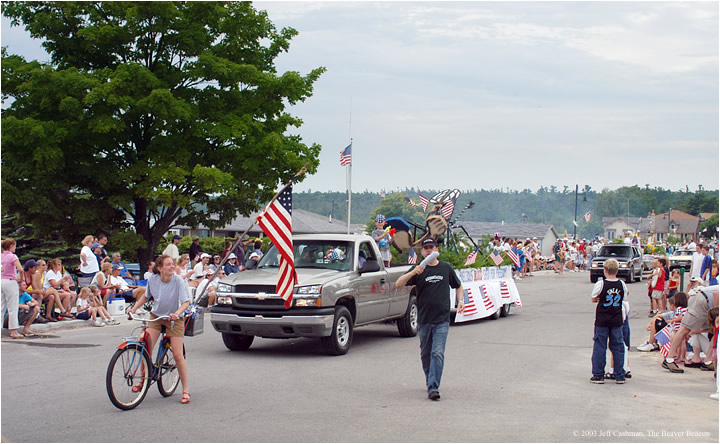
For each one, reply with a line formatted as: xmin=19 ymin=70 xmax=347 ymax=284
xmin=360 ymin=260 xmax=381 ymax=273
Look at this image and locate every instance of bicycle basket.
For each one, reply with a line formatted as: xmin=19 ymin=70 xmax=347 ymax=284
xmin=183 ymin=306 xmax=204 ymax=337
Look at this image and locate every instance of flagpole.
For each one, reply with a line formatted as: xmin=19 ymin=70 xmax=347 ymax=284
xmin=347 ymin=142 xmax=352 ymax=235
xmin=193 ymin=164 xmax=308 ymax=304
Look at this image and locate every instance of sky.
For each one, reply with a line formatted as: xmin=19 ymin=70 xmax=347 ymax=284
xmin=2 ymin=1 xmax=718 ymax=194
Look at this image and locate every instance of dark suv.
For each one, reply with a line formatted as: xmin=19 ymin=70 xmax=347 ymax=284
xmin=590 ymin=244 xmax=643 ymax=283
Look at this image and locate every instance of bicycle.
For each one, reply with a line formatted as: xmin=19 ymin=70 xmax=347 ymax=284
xmin=105 ymin=313 xmax=186 ymax=410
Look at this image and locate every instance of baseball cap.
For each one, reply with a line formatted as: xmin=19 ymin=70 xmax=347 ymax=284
xmin=111 ymin=264 xmax=122 ymax=270
xmin=23 ymin=259 xmax=39 ymax=271
xmin=200 ymin=253 xmax=211 ymax=259
xmin=422 ymin=237 xmax=437 ymax=248
xmin=228 ymin=253 xmax=237 ymax=259
xmin=193 ymin=236 xmax=200 ymax=241
xmin=91 ymin=243 xmax=101 ymax=250
xmin=375 ymin=214 xmax=386 ymax=223
xmin=172 ymin=235 xmax=182 ymax=241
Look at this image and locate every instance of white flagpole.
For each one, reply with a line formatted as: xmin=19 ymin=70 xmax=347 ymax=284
xmin=347 ymin=139 xmax=352 ymax=234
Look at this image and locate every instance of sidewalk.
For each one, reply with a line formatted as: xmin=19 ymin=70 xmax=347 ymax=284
xmin=1 ymin=313 xmax=133 ymax=337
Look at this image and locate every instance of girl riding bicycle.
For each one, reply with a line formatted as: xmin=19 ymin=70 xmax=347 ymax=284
xmin=127 ymin=255 xmax=192 ymax=404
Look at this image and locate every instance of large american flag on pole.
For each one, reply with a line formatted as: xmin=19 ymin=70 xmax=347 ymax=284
xmin=506 ymin=249 xmax=521 ymax=268
xmin=441 ymin=198 xmax=455 ymax=219
xmin=464 ymin=249 xmax=479 ymax=266
xmin=256 ymin=186 xmax=297 ymax=308
xmin=462 ymin=288 xmax=478 ymax=316
xmin=340 ymin=143 xmax=352 ymax=166
xmin=654 ymin=325 xmax=672 ymax=357
xmin=489 ymin=249 xmax=504 ymax=266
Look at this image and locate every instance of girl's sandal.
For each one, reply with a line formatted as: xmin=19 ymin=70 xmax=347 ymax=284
xmin=181 ymin=391 xmax=191 ymax=404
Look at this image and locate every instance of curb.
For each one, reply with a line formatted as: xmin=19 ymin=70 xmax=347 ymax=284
xmin=2 ymin=315 xmax=132 ymax=336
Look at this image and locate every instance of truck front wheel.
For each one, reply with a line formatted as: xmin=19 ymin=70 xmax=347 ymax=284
xmin=222 ymin=333 xmax=254 ymax=351
xmin=397 ymin=296 xmax=418 ymax=337
xmin=321 ymin=306 xmax=353 ymax=355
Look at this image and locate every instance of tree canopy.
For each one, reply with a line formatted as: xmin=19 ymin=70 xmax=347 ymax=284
xmin=2 ymin=1 xmax=324 ymax=267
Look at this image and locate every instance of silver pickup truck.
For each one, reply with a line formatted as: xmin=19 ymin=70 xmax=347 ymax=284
xmin=209 ymin=234 xmax=417 ymax=355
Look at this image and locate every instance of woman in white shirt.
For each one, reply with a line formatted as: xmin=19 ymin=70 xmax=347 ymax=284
xmin=45 ymin=258 xmax=77 ymax=318
xmin=79 ymin=235 xmax=99 ymax=277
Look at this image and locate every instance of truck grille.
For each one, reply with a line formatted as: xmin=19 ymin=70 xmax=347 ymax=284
xmin=234 ymin=297 xmax=286 ymax=307
xmin=232 ymin=285 xmax=277 ymax=294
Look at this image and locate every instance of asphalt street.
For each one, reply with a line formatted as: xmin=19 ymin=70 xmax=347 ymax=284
xmin=1 ymin=270 xmax=718 ymax=442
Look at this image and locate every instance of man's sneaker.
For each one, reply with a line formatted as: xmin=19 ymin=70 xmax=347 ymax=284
xmin=624 ymin=371 xmax=632 ymax=379
xmin=590 ymin=375 xmax=604 ymax=384
xmin=637 ymin=342 xmax=656 ymax=352
xmin=684 ymin=361 xmax=703 ymax=368
xmin=700 ymin=362 xmax=716 ymax=371
xmin=662 ymin=359 xmax=684 ymax=373
xmin=428 ymin=391 xmax=441 ymax=401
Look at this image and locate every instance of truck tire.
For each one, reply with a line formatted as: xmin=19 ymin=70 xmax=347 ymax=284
xmin=321 ymin=306 xmax=353 ymax=356
xmin=500 ymin=303 xmax=511 ymax=317
xmin=222 ymin=333 xmax=254 ymax=351
xmin=625 ymin=269 xmax=634 ymax=284
xmin=397 ymin=296 xmax=418 ymax=337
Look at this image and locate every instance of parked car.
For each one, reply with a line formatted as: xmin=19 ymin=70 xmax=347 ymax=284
xmin=210 ymin=234 xmax=417 ymax=355
xmin=590 ymin=245 xmax=643 ymax=283
xmin=668 ymin=249 xmax=694 ymax=272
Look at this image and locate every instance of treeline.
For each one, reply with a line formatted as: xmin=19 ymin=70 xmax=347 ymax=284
xmin=295 ymin=186 xmax=718 ymax=235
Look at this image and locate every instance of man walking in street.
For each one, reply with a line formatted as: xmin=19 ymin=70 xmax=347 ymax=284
xmin=396 ymin=237 xmax=464 ymax=401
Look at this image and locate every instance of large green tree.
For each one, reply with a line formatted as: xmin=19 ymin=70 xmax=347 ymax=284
xmin=2 ymin=1 xmax=324 ymax=268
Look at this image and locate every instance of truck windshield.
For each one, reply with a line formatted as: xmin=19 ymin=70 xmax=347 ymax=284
xmin=597 ymin=245 xmax=632 ymax=258
xmin=257 ymin=241 xmax=355 ymax=272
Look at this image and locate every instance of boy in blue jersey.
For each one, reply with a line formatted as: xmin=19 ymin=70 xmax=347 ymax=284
xmin=590 ymin=258 xmax=628 ymax=384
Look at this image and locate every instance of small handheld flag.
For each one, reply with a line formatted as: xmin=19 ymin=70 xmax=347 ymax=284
xmin=464 ymin=249 xmax=479 ymax=266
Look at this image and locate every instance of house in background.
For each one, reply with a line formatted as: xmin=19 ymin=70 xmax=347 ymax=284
xmin=602 ymin=217 xmax=643 ymax=240
xmin=601 ymin=209 xmax=703 ymax=243
xmin=452 ymin=222 xmax=559 ymax=256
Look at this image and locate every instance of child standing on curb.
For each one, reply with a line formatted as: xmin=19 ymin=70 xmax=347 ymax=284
xmin=590 ymin=258 xmax=627 ymax=384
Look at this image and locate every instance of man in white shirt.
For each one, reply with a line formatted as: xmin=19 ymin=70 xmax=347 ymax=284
xmin=109 ymin=264 xmax=146 ymax=301
xmin=193 ymin=253 xmax=211 ymax=280
xmin=162 ymin=235 xmax=182 ymax=260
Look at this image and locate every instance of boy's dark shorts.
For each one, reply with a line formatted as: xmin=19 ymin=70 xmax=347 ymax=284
xmin=76 ymin=310 xmax=91 ymax=320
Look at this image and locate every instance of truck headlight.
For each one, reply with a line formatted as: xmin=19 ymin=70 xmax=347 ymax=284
xmin=217 ymin=283 xmax=233 ymax=293
xmin=619 ymin=263 xmax=629 ymax=268
xmin=295 ymin=298 xmax=322 ymax=307
xmin=591 ymin=263 xmax=600 ymax=268
xmin=295 ymin=285 xmax=322 ymax=296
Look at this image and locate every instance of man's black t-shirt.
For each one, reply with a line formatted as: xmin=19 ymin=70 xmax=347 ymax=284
xmin=406 ymin=261 xmax=462 ymax=324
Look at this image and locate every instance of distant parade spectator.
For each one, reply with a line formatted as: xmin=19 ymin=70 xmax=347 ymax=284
xmin=189 ymin=236 xmax=203 ymax=264
xmin=79 ymin=235 xmax=100 ymax=278
xmin=372 ymin=215 xmax=392 ymax=267
xmin=111 ymin=252 xmax=135 ymax=283
xmin=224 ymin=253 xmax=240 ymax=275
xmin=163 ymin=235 xmax=182 ymax=260
xmin=2 ymin=238 xmax=25 ymax=338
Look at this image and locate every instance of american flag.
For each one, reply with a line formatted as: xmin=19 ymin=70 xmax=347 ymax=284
xmin=441 ymin=199 xmax=455 ymax=219
xmin=463 ymin=288 xmax=478 ymax=316
xmin=408 ymin=248 xmax=417 ymax=264
xmin=506 ymin=249 xmax=521 ymax=268
xmin=464 ymin=249 xmax=479 ymax=266
xmin=489 ymin=249 xmax=504 ymax=266
xmin=479 ymin=285 xmax=495 ymax=311
xmin=584 ymin=211 xmax=592 ymax=222
xmin=672 ymin=307 xmax=687 ymax=331
xmin=339 ymin=143 xmax=352 ymax=166
xmin=419 ymin=194 xmax=429 ymax=212
xmin=407 ymin=198 xmax=417 ymax=207
xmin=499 ymin=280 xmax=510 ymax=299
xmin=654 ymin=325 xmax=672 ymax=357
xmin=256 ymin=185 xmax=297 ymax=308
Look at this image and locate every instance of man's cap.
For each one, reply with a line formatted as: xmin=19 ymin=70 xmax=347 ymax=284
xmin=200 ymin=253 xmax=211 ymax=259
xmin=111 ymin=264 xmax=122 ymax=271
xmin=422 ymin=237 xmax=437 ymax=248
xmin=691 ymin=276 xmax=704 ymax=283
xmin=23 ymin=259 xmax=39 ymax=271
xmin=228 ymin=253 xmax=237 ymax=259
xmin=532 ymin=237 xmax=537 ymax=240
xmin=193 ymin=236 xmax=200 ymax=241
xmin=172 ymin=235 xmax=182 ymax=241
xmin=91 ymin=243 xmax=101 ymax=249
xmin=375 ymin=214 xmax=385 ymax=223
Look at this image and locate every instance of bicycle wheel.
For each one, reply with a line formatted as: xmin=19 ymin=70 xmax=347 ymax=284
xmin=157 ymin=342 xmax=185 ymax=397
xmin=106 ymin=344 xmax=152 ymax=410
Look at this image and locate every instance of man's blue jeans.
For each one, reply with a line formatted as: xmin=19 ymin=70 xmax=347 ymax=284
xmin=591 ymin=325 xmax=625 ymax=381
xmin=418 ymin=321 xmax=449 ymax=394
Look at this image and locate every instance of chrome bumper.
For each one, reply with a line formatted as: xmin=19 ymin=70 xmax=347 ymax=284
xmin=210 ymin=312 xmax=334 ymax=338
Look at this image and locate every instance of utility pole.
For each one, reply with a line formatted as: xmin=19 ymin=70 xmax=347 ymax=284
xmin=573 ymin=184 xmax=578 ymax=239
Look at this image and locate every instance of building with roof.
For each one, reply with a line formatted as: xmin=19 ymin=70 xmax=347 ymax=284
xmin=451 ymin=222 xmax=559 ymax=256
xmin=602 ymin=209 xmax=702 ymax=243
xmin=173 ymin=209 xmax=366 ymax=239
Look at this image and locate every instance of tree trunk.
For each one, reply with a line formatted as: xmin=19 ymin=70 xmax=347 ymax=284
xmin=133 ymin=199 xmax=182 ymax=275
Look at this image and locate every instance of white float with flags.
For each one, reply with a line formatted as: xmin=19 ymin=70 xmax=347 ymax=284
xmin=451 ymin=265 xmax=523 ymax=323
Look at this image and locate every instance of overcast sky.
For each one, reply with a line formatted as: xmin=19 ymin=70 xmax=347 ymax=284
xmin=3 ymin=1 xmax=718 ymax=194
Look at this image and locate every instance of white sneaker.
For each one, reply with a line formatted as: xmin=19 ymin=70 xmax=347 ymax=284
xmin=637 ymin=342 xmax=655 ymax=352
xmin=93 ymin=320 xmax=105 ymax=327
xmin=710 ymin=392 xmax=719 ymax=401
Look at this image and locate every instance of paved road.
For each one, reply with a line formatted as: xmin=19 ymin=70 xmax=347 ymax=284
xmin=1 ymin=270 xmax=717 ymax=442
